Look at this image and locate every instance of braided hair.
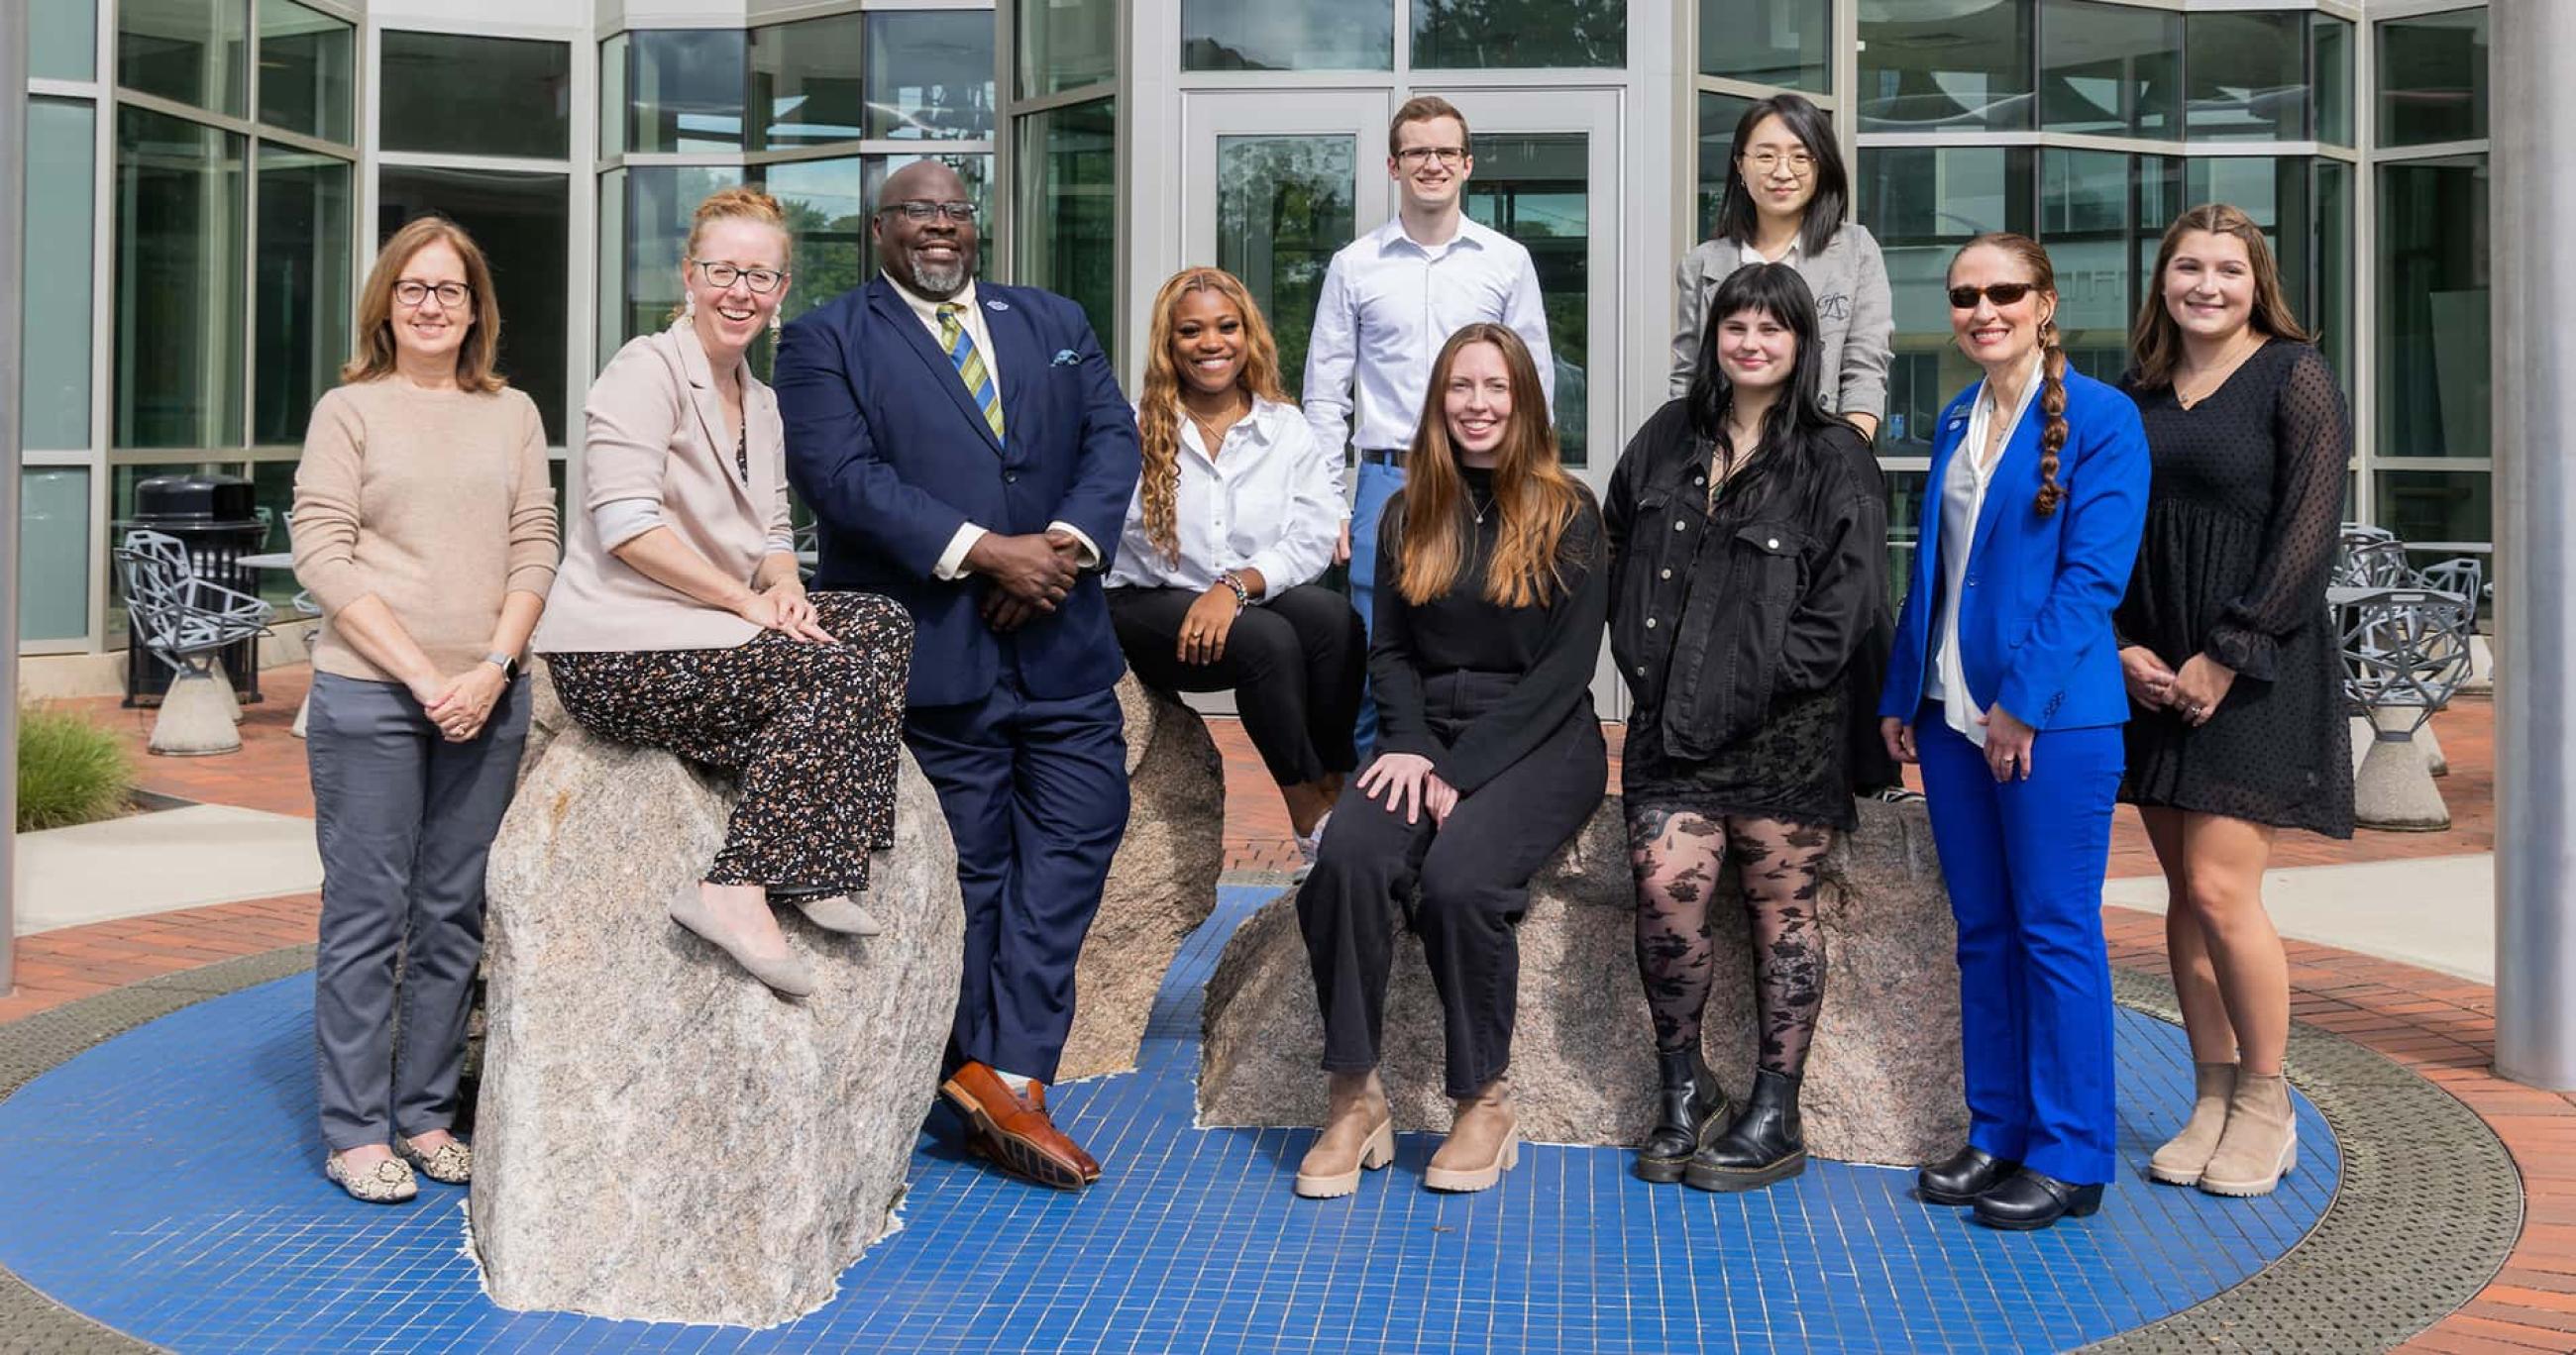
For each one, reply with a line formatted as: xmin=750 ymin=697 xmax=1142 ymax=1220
xmin=1955 ymin=232 xmax=2069 ymax=517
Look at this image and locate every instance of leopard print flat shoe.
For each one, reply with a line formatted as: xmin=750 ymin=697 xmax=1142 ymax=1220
xmin=326 ymin=1152 xmax=419 ymax=1203
xmin=396 ymin=1136 xmax=473 ymax=1185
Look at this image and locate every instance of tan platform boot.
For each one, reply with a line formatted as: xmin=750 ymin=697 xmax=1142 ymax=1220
xmin=2147 ymin=1063 xmax=2237 ymax=1187
xmin=2199 ymin=1071 xmax=2298 ymax=1198
xmin=1294 ymin=1070 xmax=1393 ymax=1199
xmin=1424 ymin=1078 xmax=1519 ymax=1193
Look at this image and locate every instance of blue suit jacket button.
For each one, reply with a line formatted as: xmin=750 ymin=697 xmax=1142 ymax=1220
xmin=1004 ymin=471 xmax=1018 ymax=483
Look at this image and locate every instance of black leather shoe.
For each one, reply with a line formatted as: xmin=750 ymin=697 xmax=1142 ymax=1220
xmin=1917 ymin=1146 xmax=2020 ymax=1205
xmin=1973 ymin=1169 xmax=2105 ymax=1231
xmin=1634 ymin=1048 xmax=1729 ymax=1184
xmin=1684 ymin=1069 xmax=1807 ymax=1193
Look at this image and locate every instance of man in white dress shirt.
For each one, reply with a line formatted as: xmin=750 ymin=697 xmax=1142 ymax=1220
xmin=1302 ymin=95 xmax=1556 ymax=759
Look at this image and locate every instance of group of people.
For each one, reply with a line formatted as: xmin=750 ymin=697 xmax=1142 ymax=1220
xmin=292 ymin=91 xmax=2353 ymax=1235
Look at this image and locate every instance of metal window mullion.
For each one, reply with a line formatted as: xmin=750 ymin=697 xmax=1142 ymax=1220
xmin=114 ymin=87 xmax=258 ymax=137
xmin=374 ymin=150 xmax=578 ymax=174
xmin=86 ymin=0 xmax=116 ymax=652
xmin=1012 ymin=81 xmax=1117 ymax=118
xmin=991 ymin=2 xmax=1012 ymax=282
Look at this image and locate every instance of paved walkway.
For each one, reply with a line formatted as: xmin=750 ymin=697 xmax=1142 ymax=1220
xmin=4 ymin=671 xmax=2566 ymax=1352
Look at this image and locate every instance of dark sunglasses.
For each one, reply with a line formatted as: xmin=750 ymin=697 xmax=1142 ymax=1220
xmin=1948 ymin=282 xmax=2038 ymax=309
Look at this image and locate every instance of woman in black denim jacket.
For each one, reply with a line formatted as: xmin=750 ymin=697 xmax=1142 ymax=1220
xmin=1606 ymin=262 xmax=1888 ymax=1193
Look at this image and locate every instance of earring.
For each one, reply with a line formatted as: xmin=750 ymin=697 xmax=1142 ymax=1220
xmin=684 ymin=293 xmax=698 ymax=319
xmin=770 ymin=310 xmax=783 ymax=338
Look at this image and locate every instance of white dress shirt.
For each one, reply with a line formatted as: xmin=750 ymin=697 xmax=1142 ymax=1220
xmin=879 ymin=270 xmax=1101 ymax=580
xmin=1926 ymin=352 xmax=2043 ymax=747
xmin=1107 ymin=396 xmax=1341 ymax=598
xmin=1300 ymin=214 xmax=1556 ymax=505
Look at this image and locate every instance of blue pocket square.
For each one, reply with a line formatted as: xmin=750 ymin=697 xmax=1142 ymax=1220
xmin=1051 ymin=349 xmax=1083 ymax=366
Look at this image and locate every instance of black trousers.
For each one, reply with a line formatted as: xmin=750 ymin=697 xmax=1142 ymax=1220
xmin=1107 ymin=582 xmax=1365 ymax=786
xmin=1296 ymin=673 xmax=1608 ymax=1097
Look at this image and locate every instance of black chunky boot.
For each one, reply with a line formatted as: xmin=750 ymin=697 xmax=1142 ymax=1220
xmin=1684 ymin=1069 xmax=1807 ymax=1192
xmin=1634 ymin=1049 xmax=1730 ymax=1184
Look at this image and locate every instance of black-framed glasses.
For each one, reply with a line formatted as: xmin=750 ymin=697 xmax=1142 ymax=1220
xmin=691 ymin=260 xmax=787 ymax=294
xmin=877 ymin=199 xmax=979 ymax=224
xmin=1948 ymin=282 xmax=2038 ymax=309
xmin=392 ymin=279 xmax=471 ymax=308
xmin=1395 ymin=147 xmax=1468 ymax=167
xmin=1740 ymin=150 xmax=1815 ymax=179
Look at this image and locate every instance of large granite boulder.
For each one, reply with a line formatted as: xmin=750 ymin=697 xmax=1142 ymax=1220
xmin=1197 ymin=796 xmax=1966 ymax=1167
xmin=1054 ymin=677 xmax=1228 ymax=1082
xmin=470 ymin=721 xmax=965 ymax=1327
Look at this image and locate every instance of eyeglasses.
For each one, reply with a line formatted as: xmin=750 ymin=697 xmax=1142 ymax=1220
xmin=877 ymin=199 xmax=979 ymax=224
xmin=1395 ymin=147 xmax=1469 ymax=167
xmin=691 ymin=260 xmax=787 ymax=294
xmin=1740 ymin=150 xmax=1815 ymax=178
xmin=392 ymin=279 xmax=471 ymax=308
xmin=1948 ymin=282 xmax=2039 ymax=309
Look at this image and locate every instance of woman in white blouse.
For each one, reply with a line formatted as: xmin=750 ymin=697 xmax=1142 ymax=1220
xmin=1109 ymin=268 xmax=1362 ymax=862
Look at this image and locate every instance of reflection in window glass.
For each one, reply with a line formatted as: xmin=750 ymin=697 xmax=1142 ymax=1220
xmin=21 ymin=469 xmax=92 ymax=642
xmin=254 ymin=146 xmax=352 ymax=446
xmin=1184 ymin=0 xmax=1392 ymax=71
xmin=2378 ymin=10 xmax=2488 ymax=147
xmin=750 ymin=14 xmax=864 ymax=150
xmin=257 ymin=0 xmax=354 ymax=143
xmin=119 ymin=0 xmax=247 ymax=117
xmin=1695 ymin=91 xmax=1755 ymax=244
xmin=381 ymin=32 xmax=572 ymax=159
xmin=2375 ymin=471 xmax=2490 ymax=551
xmin=248 ymin=461 xmax=301 ymax=603
xmin=600 ymin=34 xmax=628 ymax=158
xmin=1019 ymin=0 xmax=1118 ymax=98
xmin=1884 ymin=468 xmax=1924 ymax=607
xmin=866 ymin=10 xmax=997 ymax=141
xmin=1464 ymin=135 xmax=1590 ymax=464
xmin=2313 ymin=16 xmax=2353 ymax=148
xmin=1018 ymin=99 xmax=1120 ymax=356
xmin=608 ymin=164 xmax=746 ymax=351
xmin=1415 ymin=0 xmax=1624 ymax=69
xmin=114 ymin=107 xmax=245 ymax=450
xmin=630 ymin=29 xmax=748 ymax=154
xmin=1217 ymin=137 xmax=1356 ymax=400
xmin=1860 ymin=0 xmax=2030 ymax=133
xmin=2039 ymin=150 xmax=2137 ymax=384
xmin=2185 ymin=11 xmax=2306 ymax=143
xmin=2314 ymin=158 xmax=2353 ymax=389
xmin=376 ymin=166 xmax=573 ymax=444
xmin=1859 ymin=146 xmax=2032 ymax=455
xmin=2040 ymin=0 xmax=2179 ymax=138
xmin=2377 ymin=157 xmax=2489 ymax=462
xmin=33 ymin=0 xmax=98 ymax=81
xmin=762 ymin=158 xmax=870 ymax=332
xmin=23 ymin=99 xmax=95 ymax=451
xmin=1701 ymin=0 xmax=1828 ymax=90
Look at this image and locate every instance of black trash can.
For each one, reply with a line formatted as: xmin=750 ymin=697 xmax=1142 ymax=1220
xmin=119 ymin=472 xmax=268 ymax=707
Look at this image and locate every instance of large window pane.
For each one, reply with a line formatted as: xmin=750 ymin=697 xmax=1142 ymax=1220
xmin=2315 ymin=157 xmax=2353 ymax=390
xmin=20 ymin=469 xmax=92 ymax=643
xmin=2185 ymin=12 xmax=2305 ymax=143
xmin=2184 ymin=156 xmax=2313 ymax=324
xmin=609 ymin=164 xmax=745 ymax=350
xmin=381 ymin=32 xmax=571 ymax=159
xmin=1018 ymin=99 xmax=1119 ymax=357
xmin=2377 ymin=156 xmax=2489 ymax=462
xmin=254 ymin=146 xmax=351 ymax=447
xmin=1463 ymin=135 xmax=1591 ymax=462
xmin=628 ymin=29 xmax=748 ymax=153
xmin=1695 ymin=91 xmax=1755 ymax=243
xmin=1414 ymin=1 xmax=1625 ymax=69
xmin=2039 ymin=149 xmax=2138 ymax=385
xmin=866 ymin=10 xmax=997 ymax=140
xmin=114 ymin=106 xmax=245 ymax=450
xmin=1217 ymin=137 xmax=1356 ymax=400
xmin=1701 ymin=0 xmax=1828 ymax=91
xmin=600 ymin=34 xmax=629 ymax=158
xmin=596 ymin=168 xmax=626 ymax=365
xmin=2378 ymin=10 xmax=2488 ymax=148
xmin=119 ymin=0 xmax=247 ymax=117
xmin=762 ymin=158 xmax=870 ymax=328
xmin=23 ymin=99 xmax=95 ymax=452
xmin=1860 ymin=0 xmax=2031 ymax=132
xmin=256 ymin=0 xmax=353 ymax=144
xmin=1019 ymin=0 xmax=1118 ymax=98
xmin=248 ymin=460 xmax=300 ymax=603
xmin=749 ymin=15 xmax=864 ymax=150
xmin=1184 ymin=0 xmax=1392 ymax=71
xmin=1860 ymin=146 xmax=2033 ymax=455
xmin=2375 ymin=470 xmax=2490 ymax=550
xmin=2313 ymin=16 xmax=2353 ymax=148
xmin=376 ymin=167 xmax=573 ymax=445
xmin=1885 ymin=468 xmax=1924 ymax=608
xmin=33 ymin=0 xmax=98 ymax=81
xmin=2041 ymin=0 xmax=2179 ymax=138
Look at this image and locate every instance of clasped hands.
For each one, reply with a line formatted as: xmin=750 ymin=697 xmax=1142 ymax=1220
xmin=971 ymin=529 xmax=1086 ymax=633
xmin=2121 ymin=646 xmax=2234 ymax=729
xmin=1359 ymin=752 xmax=1460 ymax=827
xmin=730 ymin=574 xmax=836 ymax=644
xmin=415 ymin=665 xmax=507 ymax=744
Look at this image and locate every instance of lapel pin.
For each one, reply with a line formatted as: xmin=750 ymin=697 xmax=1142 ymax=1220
xmin=986 ymin=299 xmax=1010 ymax=312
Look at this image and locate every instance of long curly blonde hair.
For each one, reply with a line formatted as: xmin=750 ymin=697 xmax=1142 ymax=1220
xmin=1135 ymin=267 xmax=1291 ymax=565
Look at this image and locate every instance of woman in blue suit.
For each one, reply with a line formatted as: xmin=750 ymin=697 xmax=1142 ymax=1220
xmin=1878 ymin=232 xmax=2149 ymax=1231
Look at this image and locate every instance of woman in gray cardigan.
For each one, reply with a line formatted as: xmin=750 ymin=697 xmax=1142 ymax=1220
xmin=1670 ymin=94 xmax=1892 ymax=439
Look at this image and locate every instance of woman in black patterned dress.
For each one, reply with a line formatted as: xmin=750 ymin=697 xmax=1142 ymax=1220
xmin=2115 ymin=204 xmax=2353 ymax=1200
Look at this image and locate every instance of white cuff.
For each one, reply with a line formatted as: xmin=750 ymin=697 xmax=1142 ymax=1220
xmin=1047 ymin=521 xmax=1102 ymax=571
xmin=594 ymin=498 xmax=664 ymax=551
xmin=933 ymin=523 xmax=989 ymax=580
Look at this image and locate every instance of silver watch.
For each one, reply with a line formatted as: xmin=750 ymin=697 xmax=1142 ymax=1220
xmin=483 ymin=651 xmax=519 ymax=680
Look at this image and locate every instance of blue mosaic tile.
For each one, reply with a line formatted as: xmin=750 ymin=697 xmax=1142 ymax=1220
xmin=0 ymin=886 xmax=2336 ymax=1353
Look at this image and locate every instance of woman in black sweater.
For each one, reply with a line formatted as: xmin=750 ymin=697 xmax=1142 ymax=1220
xmin=1293 ymin=322 xmax=1609 ymax=1201
xmin=1609 ymin=263 xmax=1888 ymax=1191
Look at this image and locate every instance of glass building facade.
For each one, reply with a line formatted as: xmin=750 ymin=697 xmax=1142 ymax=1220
xmin=16 ymin=0 xmax=2489 ymax=656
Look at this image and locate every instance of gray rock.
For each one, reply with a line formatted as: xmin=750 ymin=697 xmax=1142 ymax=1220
xmin=1198 ymin=797 xmax=1968 ymax=1167
xmin=1055 ymin=677 xmax=1228 ymax=1082
xmin=470 ymin=723 xmax=964 ymax=1327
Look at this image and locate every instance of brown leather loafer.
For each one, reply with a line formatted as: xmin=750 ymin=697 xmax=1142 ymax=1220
xmin=942 ymin=1061 xmax=1092 ymax=1191
xmin=1023 ymin=1081 xmax=1102 ymax=1183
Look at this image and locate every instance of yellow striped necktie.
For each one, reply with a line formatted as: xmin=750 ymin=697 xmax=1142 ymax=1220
xmin=936 ymin=302 xmax=1007 ymax=443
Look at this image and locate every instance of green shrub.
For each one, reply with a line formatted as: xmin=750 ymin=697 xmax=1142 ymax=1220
xmin=16 ymin=705 xmax=136 ymax=832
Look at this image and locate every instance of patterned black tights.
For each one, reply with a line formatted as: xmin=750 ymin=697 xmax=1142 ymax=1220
xmin=1628 ymin=808 xmax=1834 ymax=1075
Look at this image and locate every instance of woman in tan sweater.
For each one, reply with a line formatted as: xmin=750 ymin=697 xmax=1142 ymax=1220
xmin=532 ymin=187 xmax=912 ymax=999
xmin=293 ymin=216 xmax=558 ymax=1203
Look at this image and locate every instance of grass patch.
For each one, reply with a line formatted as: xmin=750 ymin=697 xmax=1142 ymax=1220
xmin=16 ymin=705 xmax=137 ymax=832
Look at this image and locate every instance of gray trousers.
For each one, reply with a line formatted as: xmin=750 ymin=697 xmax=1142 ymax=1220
xmin=307 ymin=672 xmax=529 ymax=1151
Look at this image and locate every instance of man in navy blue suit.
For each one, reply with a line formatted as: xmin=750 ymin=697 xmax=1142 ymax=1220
xmin=776 ymin=160 xmax=1141 ymax=1191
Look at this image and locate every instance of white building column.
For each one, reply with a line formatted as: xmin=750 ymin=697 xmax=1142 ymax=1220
xmin=2493 ymin=0 xmax=2576 ymax=1091
xmin=1 ymin=2 xmax=27 ymax=992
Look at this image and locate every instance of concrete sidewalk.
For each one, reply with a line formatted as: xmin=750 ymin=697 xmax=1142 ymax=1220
xmin=11 ymin=805 xmax=322 ymax=936
xmin=2102 ymin=852 xmax=2496 ymax=985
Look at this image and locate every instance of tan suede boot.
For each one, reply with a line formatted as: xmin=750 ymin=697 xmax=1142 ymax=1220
xmin=2199 ymin=1071 xmax=2298 ymax=1198
xmin=2147 ymin=1063 xmax=2237 ymax=1187
xmin=1294 ymin=1070 xmax=1393 ymax=1199
xmin=1424 ymin=1078 xmax=1519 ymax=1193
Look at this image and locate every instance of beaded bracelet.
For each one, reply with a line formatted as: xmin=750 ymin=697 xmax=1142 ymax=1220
xmin=1218 ymin=571 xmax=1250 ymax=614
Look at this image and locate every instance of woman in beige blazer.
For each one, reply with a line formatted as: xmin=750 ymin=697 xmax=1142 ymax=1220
xmin=533 ymin=187 xmax=912 ymax=997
